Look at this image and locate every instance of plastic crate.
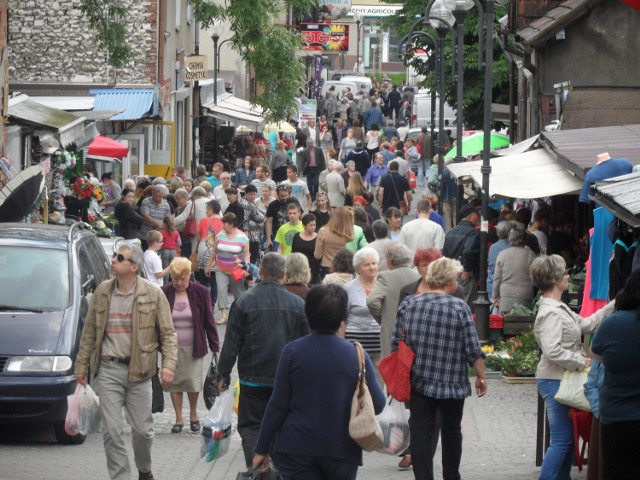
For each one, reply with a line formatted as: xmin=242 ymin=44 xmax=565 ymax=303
xmin=489 ymin=314 xmax=504 ymax=329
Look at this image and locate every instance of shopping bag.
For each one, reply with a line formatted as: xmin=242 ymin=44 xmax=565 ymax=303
xmin=554 ymin=368 xmax=592 ymax=412
xmin=151 ymin=368 xmax=164 ymax=413
xmin=203 ymin=354 xmax=219 ymax=410
xmin=375 ymin=397 xmax=411 ymax=455
xmin=349 ymin=342 xmax=383 ymax=451
xmin=236 ymin=464 xmax=280 ymax=479
xmin=377 ymin=339 xmax=415 ymax=402
xmin=201 ymin=389 xmax=235 ymax=462
xmin=65 ymin=383 xmax=101 ymax=436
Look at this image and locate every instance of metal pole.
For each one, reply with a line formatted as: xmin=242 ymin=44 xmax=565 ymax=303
xmin=430 ymin=54 xmax=436 ymax=159
xmin=213 ymin=35 xmax=219 ymax=165
xmin=436 ymin=27 xmax=447 ymax=216
xmin=452 ymin=10 xmax=467 ymax=164
xmin=474 ymin=0 xmax=494 ymax=343
xmin=356 ymin=20 xmax=361 ymax=72
xmin=508 ymin=58 xmax=516 ymax=144
xmin=193 ymin=21 xmax=201 ymax=176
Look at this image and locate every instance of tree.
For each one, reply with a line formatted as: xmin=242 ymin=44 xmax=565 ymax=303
xmin=384 ymin=0 xmax=510 ymax=129
xmin=188 ymin=0 xmax=316 ymax=122
xmin=80 ymin=0 xmax=133 ymax=70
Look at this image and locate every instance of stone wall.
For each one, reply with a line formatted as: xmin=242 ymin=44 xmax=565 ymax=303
xmin=8 ymin=0 xmax=158 ymax=84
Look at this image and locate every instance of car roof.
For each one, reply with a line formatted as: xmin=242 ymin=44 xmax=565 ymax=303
xmin=0 ymin=223 xmax=92 ymax=248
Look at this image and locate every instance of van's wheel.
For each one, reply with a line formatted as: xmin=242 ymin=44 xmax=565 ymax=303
xmin=54 ymin=422 xmax=86 ymax=445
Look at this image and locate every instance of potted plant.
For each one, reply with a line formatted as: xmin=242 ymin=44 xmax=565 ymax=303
xmin=485 ymin=332 xmax=540 ymax=383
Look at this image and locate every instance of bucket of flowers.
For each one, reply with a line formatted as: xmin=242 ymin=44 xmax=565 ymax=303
xmin=484 ymin=332 xmax=540 ymax=383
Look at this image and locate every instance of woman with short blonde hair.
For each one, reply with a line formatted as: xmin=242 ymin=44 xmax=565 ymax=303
xmin=283 ymin=253 xmax=312 ymax=300
xmin=425 ymin=257 xmax=464 ymax=291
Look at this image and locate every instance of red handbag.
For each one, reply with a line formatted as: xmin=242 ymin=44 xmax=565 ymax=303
xmin=377 ymin=338 xmax=415 ymax=402
xmin=183 ymin=202 xmax=197 ymax=238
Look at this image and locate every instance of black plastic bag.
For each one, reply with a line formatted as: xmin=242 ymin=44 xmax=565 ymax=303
xmin=203 ymin=354 xmax=219 ymax=410
xmin=151 ymin=368 xmax=164 ymax=413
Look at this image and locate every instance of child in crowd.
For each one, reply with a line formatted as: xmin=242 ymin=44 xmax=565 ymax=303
xmin=160 ymin=215 xmax=181 ymax=283
xmin=275 ymin=203 xmax=304 ymax=256
xmin=144 ymin=230 xmax=171 ymax=287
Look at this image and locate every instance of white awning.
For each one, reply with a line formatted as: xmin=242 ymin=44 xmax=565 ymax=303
xmin=446 ymin=149 xmax=583 ymax=199
xmin=202 ymin=94 xmax=264 ymax=128
xmin=491 ymin=134 xmax=539 ymax=156
xmin=30 ymin=96 xmax=95 ymax=111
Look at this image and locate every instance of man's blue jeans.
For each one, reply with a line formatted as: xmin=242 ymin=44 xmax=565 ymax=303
xmin=537 ymin=379 xmax=575 ymax=480
xmin=417 ymin=157 xmax=429 ymax=187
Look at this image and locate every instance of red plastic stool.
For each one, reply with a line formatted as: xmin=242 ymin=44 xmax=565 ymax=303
xmin=568 ymin=408 xmax=593 ymax=471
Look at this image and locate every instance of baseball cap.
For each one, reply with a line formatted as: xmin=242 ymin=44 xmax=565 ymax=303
xmin=458 ymin=204 xmax=481 ymax=219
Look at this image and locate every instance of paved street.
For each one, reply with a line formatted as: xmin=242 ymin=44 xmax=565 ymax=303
xmin=0 ymin=324 xmax=587 ymax=480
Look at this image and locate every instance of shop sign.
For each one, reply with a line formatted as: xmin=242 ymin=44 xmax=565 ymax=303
xmin=301 ymin=23 xmax=349 ymax=51
xmin=317 ymin=0 xmax=351 ymax=19
xmin=184 ymin=55 xmax=209 ymax=82
xmin=348 ymin=5 xmax=403 ymax=17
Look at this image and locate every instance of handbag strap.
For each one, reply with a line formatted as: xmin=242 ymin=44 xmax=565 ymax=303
xmin=390 ymin=173 xmax=402 ymax=204
xmin=353 ymin=341 xmax=367 ymax=409
xmin=188 ymin=200 xmax=195 ymax=219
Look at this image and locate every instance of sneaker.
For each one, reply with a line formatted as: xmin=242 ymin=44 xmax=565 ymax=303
xmin=138 ymin=471 xmax=155 ymax=480
xmin=398 ymin=454 xmax=412 ymax=470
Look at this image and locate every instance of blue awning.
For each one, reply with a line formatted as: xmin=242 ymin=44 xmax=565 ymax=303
xmin=90 ymin=88 xmax=158 ymax=121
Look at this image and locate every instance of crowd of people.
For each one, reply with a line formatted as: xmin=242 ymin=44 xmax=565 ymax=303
xmin=72 ymin=87 xmax=640 ymax=480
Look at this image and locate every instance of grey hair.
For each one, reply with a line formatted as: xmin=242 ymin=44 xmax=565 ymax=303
xmin=152 ymin=177 xmax=166 ymax=186
xmin=191 ymin=186 xmax=206 ymax=198
xmin=372 ymin=219 xmax=389 ymax=239
xmin=496 ymin=220 xmax=515 ymax=240
xmin=333 ymin=162 xmax=344 ymax=173
xmin=425 ymin=258 xmax=463 ymax=289
xmin=345 ymin=160 xmax=355 ymax=168
xmin=174 ymin=188 xmax=189 ymax=200
xmin=284 ymin=253 xmax=311 ymax=285
xmin=508 ymin=225 xmax=528 ymax=247
xmin=152 ymin=184 xmax=166 ymax=193
xmin=352 ymin=246 xmax=379 ymax=271
xmin=196 ymin=165 xmax=206 ymax=175
xmin=386 ymin=242 xmax=413 ymax=268
xmin=260 ymin=252 xmax=287 ymax=281
xmin=530 ymin=254 xmax=566 ymax=293
xmin=118 ymin=243 xmax=144 ymax=272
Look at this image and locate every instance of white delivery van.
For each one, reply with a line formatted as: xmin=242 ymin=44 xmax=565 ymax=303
xmin=411 ymin=92 xmax=457 ymax=131
xmin=320 ymin=77 xmax=372 ymax=98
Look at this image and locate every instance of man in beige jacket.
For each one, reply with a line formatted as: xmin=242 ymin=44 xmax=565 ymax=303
xmin=75 ymin=243 xmax=177 ymax=480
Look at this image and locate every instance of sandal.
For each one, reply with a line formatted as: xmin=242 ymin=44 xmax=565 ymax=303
xmin=398 ymin=454 xmax=412 ymax=470
xmin=171 ymin=424 xmax=183 ymax=434
xmin=190 ymin=420 xmax=201 ymax=433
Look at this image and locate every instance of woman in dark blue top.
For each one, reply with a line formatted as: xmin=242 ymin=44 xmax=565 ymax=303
xmin=591 ymin=268 xmax=640 ymax=480
xmin=252 ymin=284 xmax=386 ymax=479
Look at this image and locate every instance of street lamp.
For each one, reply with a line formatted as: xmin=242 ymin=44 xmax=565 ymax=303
xmin=353 ymin=12 xmax=364 ymax=73
xmin=216 ymin=38 xmax=232 ymax=74
xmin=211 ymin=20 xmax=224 ymax=165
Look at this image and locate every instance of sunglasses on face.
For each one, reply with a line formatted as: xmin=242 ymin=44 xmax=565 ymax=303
xmin=113 ymin=253 xmax=135 ymax=264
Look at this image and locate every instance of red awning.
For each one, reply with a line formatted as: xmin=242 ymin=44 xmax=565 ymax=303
xmin=87 ymin=136 xmax=129 ymax=159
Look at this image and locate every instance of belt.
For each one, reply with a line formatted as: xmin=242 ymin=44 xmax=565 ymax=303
xmin=102 ymin=356 xmax=130 ymax=366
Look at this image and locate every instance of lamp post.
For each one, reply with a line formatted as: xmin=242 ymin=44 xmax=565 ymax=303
xmin=353 ymin=12 xmax=364 ymax=73
xmin=211 ymin=21 xmax=224 ymax=165
xmin=216 ymin=38 xmax=232 ymax=74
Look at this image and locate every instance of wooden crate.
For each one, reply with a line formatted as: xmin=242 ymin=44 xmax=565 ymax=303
xmin=503 ymin=315 xmax=535 ymax=335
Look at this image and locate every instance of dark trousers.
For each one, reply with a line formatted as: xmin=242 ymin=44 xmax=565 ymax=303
xmin=237 ymin=384 xmax=274 ymax=468
xmin=195 ymin=269 xmax=217 ymax=307
xmin=249 ymin=241 xmax=260 ymax=265
xmin=601 ymin=420 xmax=640 ymax=480
xmin=409 ymin=389 xmax=464 ymax=480
xmin=179 ymin=234 xmax=192 ymax=260
xmin=306 ymin=167 xmax=320 ymax=200
xmin=277 ymin=453 xmax=358 ymax=480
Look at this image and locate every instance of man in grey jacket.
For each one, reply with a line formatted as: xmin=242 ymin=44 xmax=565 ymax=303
xmin=217 ymin=253 xmax=309 ymax=467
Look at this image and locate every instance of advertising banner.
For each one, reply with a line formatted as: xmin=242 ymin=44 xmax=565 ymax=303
xmin=301 ymin=23 xmax=349 ymax=51
xmin=313 ymin=55 xmax=323 ymax=99
xmin=317 ymin=0 xmax=351 ymax=19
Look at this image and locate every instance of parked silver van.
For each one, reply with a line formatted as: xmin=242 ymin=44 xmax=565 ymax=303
xmin=411 ymin=91 xmax=457 ymax=130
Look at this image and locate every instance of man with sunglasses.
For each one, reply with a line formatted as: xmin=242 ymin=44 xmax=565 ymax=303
xmin=75 ymin=244 xmax=178 ymax=480
xmin=265 ymin=185 xmax=301 ymax=252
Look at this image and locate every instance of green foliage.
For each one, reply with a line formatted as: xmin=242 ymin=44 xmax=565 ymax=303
xmin=189 ymin=0 xmax=315 ymax=121
xmin=80 ymin=0 xmax=134 ymax=69
xmin=382 ymin=0 xmax=510 ymax=129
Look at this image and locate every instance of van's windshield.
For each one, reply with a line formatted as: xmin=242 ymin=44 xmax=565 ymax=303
xmin=0 ymin=247 xmax=70 ymax=310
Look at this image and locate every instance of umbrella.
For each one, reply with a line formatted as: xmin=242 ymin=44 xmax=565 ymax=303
xmin=0 ymin=166 xmax=46 ymax=222
xmin=87 ymin=136 xmax=129 ymax=159
xmin=263 ymin=121 xmax=296 ymax=133
xmin=444 ymin=132 xmax=510 ymax=158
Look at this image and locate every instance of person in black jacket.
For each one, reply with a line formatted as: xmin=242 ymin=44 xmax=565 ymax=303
xmin=114 ymin=188 xmax=144 ymax=240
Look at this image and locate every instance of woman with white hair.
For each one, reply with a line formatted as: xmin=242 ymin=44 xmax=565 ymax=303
xmin=283 ymin=252 xmax=312 ymax=300
xmin=343 ymin=247 xmax=383 ymax=384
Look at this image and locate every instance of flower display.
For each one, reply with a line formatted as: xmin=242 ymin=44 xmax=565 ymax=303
xmin=70 ymin=177 xmax=105 ymax=202
xmin=484 ymin=332 xmax=540 ymax=377
xmin=51 ymin=151 xmax=78 ymax=169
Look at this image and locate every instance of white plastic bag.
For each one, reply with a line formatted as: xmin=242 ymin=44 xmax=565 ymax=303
xmin=375 ymin=397 xmax=411 ymax=455
xmin=555 ymin=368 xmax=592 ymax=412
xmin=65 ymin=383 xmax=101 ymax=436
xmin=201 ymin=389 xmax=235 ymax=462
